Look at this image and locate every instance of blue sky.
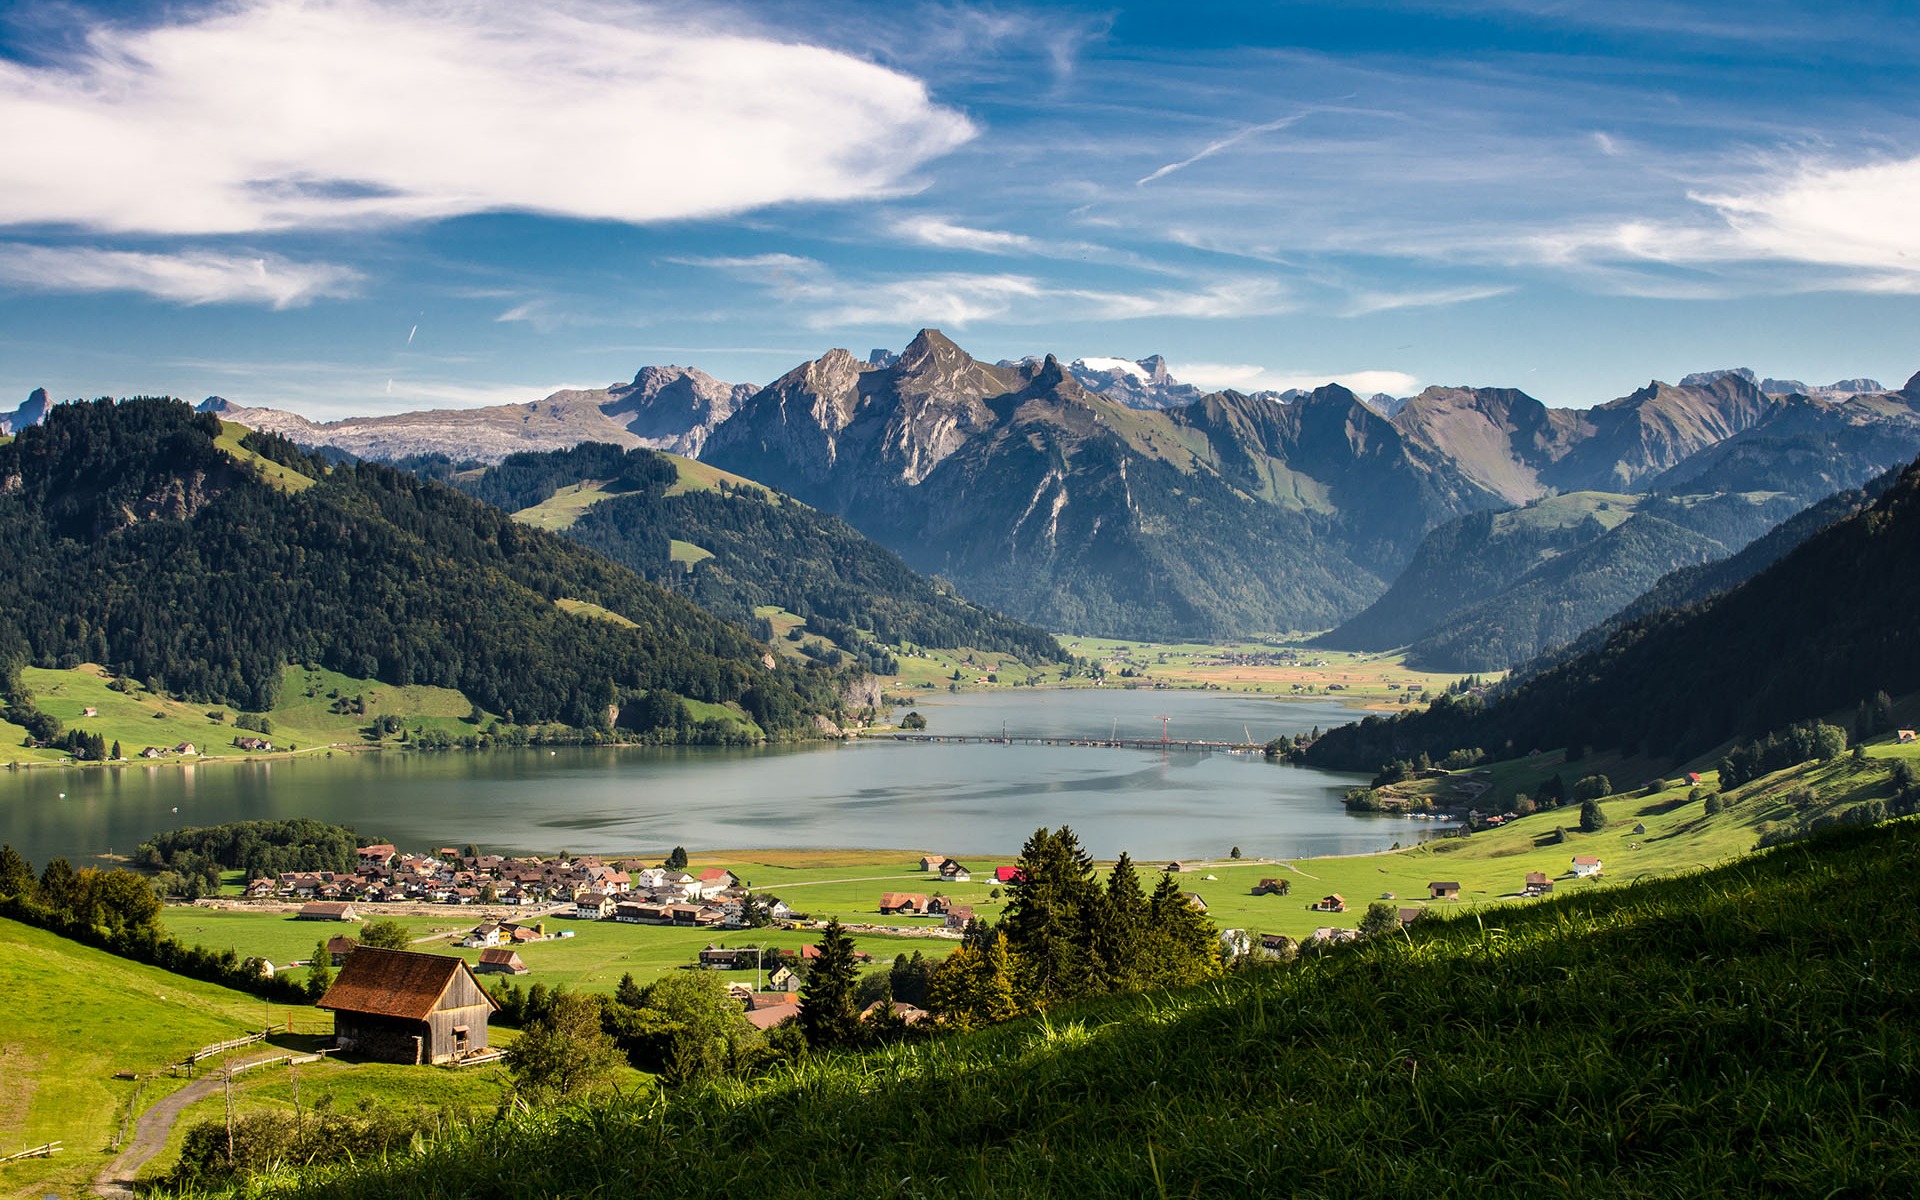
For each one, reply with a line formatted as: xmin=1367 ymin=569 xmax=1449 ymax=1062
xmin=1 ymin=0 xmax=1916 ymax=417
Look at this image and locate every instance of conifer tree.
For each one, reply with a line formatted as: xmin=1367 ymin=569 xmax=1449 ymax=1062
xmin=1142 ymin=872 xmax=1221 ymax=987
xmin=799 ymin=919 xmax=861 ymax=1049
xmin=1001 ymin=825 xmax=1100 ymax=1006
xmin=1093 ymin=851 xmax=1148 ymax=988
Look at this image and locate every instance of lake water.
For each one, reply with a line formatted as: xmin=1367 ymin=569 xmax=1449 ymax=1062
xmin=0 ymin=689 xmax=1426 ymax=868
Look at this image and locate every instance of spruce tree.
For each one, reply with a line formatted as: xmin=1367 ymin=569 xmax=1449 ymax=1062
xmin=1143 ymin=872 xmax=1220 ymax=987
xmin=799 ymin=918 xmax=861 ymax=1049
xmin=1001 ymin=826 xmax=1100 ymax=1006
xmin=37 ymin=856 xmax=76 ymax=916
xmin=1094 ymin=851 xmax=1148 ymax=988
xmin=1579 ymin=797 xmax=1608 ymax=832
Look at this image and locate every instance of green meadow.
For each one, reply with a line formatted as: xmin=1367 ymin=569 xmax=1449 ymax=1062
xmin=0 ymin=918 xmax=309 ymax=1196
xmin=3 ymin=663 xmax=491 ymax=767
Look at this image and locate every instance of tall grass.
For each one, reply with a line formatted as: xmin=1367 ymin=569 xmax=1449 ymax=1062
xmin=219 ymin=821 xmax=1920 ymax=1199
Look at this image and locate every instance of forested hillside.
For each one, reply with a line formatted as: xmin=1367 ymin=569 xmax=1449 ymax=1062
xmin=1302 ymin=452 xmax=1920 ymax=773
xmin=447 ymin=442 xmax=1065 ymax=666
xmin=0 ymin=399 xmax=839 ymax=736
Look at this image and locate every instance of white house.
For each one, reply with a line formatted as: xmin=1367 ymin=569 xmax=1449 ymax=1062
xmin=1570 ymin=856 xmax=1603 ymax=878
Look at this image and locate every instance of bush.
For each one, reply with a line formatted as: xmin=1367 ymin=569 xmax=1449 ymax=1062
xmin=1578 ymin=798 xmax=1608 ymax=833
xmin=1572 ymin=775 xmax=1613 ymax=802
xmin=1703 ymin=793 xmax=1725 ymax=816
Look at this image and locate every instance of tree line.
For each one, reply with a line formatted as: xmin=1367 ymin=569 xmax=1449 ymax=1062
xmin=0 ymin=399 xmax=844 ymax=738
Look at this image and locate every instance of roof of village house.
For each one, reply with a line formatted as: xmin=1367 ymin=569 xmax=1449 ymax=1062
xmin=298 ymin=901 xmax=357 ymax=919
xmin=326 ymin=934 xmax=357 ymax=954
xmin=1525 ymin=871 xmax=1551 ymax=883
xmin=1572 ymin=856 xmax=1602 ymax=866
xmin=697 ymin=868 xmax=732 ymax=882
xmin=1429 ymin=881 xmax=1460 ymax=889
xmin=745 ymin=1001 xmax=801 ymax=1030
xmin=316 ymin=947 xmax=496 ymax=1020
xmin=477 ymin=948 xmax=524 ymax=966
xmin=879 ymin=892 xmax=928 ymax=908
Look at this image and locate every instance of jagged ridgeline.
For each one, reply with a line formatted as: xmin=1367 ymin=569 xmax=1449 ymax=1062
xmin=1303 ymin=451 xmax=1920 ymax=772
xmin=0 ymin=398 xmax=837 ymax=734
xmin=437 ymin=442 xmax=1065 ymax=666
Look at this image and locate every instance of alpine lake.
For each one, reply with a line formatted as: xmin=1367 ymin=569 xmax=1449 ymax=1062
xmin=0 ymin=689 xmax=1438 ymax=868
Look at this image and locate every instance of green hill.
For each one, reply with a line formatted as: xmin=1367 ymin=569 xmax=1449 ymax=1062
xmin=207 ymin=820 xmax=1920 ymax=1198
xmin=442 ymin=441 xmax=1065 ymax=670
xmin=0 ymin=399 xmax=840 ymax=741
xmin=0 ymin=917 xmax=287 ymax=1195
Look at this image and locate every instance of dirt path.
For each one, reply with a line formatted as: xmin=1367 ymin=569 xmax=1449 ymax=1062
xmin=91 ymin=1050 xmax=283 ymax=1197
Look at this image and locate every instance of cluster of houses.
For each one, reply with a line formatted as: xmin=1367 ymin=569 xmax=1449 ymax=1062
xmin=574 ymin=866 xmax=795 ymax=931
xmin=137 ymin=741 xmax=198 ymax=759
xmin=254 ymin=845 xmax=787 ymax=919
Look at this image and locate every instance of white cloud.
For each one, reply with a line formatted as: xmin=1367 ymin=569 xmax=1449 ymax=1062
xmin=1530 ymin=154 xmax=1920 ymax=289
xmin=0 ymin=244 xmax=359 ymax=307
xmin=891 ymin=216 xmax=1044 ymax=255
xmin=808 ymin=274 xmax=1049 ymax=328
xmin=1173 ymin=362 xmax=1420 ymax=397
xmin=0 ymin=0 xmax=974 ymax=235
xmin=1340 ymin=283 xmax=1514 ymax=316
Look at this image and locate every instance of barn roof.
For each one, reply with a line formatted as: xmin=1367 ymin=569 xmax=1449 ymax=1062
xmin=317 ymin=947 xmax=496 ymax=1020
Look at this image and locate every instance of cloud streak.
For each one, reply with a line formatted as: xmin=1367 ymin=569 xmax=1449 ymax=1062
xmin=1137 ymin=113 xmax=1313 ymax=186
xmin=0 ymin=244 xmax=360 ymax=307
xmin=0 ymin=0 xmax=974 ymax=235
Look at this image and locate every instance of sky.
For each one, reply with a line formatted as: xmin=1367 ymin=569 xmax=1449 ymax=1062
xmin=1 ymin=0 xmax=1916 ymax=418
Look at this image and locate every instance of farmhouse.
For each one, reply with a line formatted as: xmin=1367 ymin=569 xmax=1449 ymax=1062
xmin=879 ymin=892 xmax=931 ymax=916
xmin=942 ymin=905 xmax=976 ymax=931
xmin=938 ymin=859 xmax=972 ymax=882
xmin=316 ymin=947 xmax=496 ymax=1064
xmin=1571 ymin=856 xmax=1604 ymax=877
xmin=232 ymin=736 xmax=273 ymax=751
xmin=1900 ymin=730 xmax=1917 ymax=744
xmin=1524 ymin=871 xmax=1554 ymax=896
xmin=474 ymin=948 xmax=528 ymax=975
xmin=1428 ymin=881 xmax=1461 ymax=900
xmin=326 ymin=935 xmax=358 ymax=965
xmin=698 ymin=945 xmax=760 ymax=970
xmin=918 ymin=854 xmax=949 ymax=872
xmin=1397 ymin=907 xmax=1425 ymax=927
xmin=1184 ymin=892 xmax=1209 ymax=911
xmin=1310 ymin=894 xmax=1346 ymax=913
xmin=993 ymin=866 xmax=1023 ymax=885
xmin=296 ymin=902 xmax=359 ymax=922
xmin=573 ymin=890 xmax=614 ymax=920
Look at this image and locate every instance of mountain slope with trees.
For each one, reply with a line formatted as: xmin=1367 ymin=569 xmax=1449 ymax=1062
xmin=445 ymin=442 xmax=1066 ymax=668
xmin=0 ymin=398 xmax=839 ymax=737
xmin=1301 ymin=451 xmax=1920 ymax=773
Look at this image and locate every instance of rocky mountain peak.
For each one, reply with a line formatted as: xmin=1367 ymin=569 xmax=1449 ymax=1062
xmin=1 ymin=388 xmax=52 ymax=435
xmin=1679 ymin=367 xmax=1758 ymax=389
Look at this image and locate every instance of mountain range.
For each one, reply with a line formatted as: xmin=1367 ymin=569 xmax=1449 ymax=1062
xmin=16 ymin=337 xmax=1920 ymax=642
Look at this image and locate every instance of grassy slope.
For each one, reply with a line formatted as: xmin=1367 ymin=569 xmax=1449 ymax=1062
xmin=213 ymin=421 xmax=316 ymax=494
xmin=234 ymin=818 xmax=1920 ymax=1199
xmin=2 ymin=664 xmax=489 ymax=765
xmin=0 ymin=918 xmax=305 ymax=1195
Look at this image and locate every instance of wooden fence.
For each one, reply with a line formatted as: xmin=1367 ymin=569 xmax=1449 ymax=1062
xmin=0 ymin=1141 xmax=61 ymax=1162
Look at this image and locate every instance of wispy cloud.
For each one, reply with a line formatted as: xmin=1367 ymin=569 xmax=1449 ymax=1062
xmin=891 ymin=216 xmax=1046 ymax=255
xmin=1137 ymin=113 xmax=1315 ymax=186
xmin=0 ymin=0 xmax=974 ymax=235
xmin=1174 ymin=363 xmax=1421 ymax=397
xmin=675 ymin=253 xmax=1293 ymax=328
xmin=0 ymin=244 xmax=359 ymax=307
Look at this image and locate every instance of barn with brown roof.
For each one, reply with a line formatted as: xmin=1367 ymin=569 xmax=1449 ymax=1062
xmin=316 ymin=947 xmax=497 ymax=1064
